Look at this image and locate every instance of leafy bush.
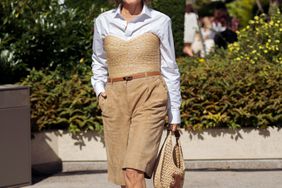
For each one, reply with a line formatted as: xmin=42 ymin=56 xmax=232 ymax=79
xmin=20 ymin=55 xmax=282 ymax=132
xmin=20 ymin=65 xmax=103 ymax=133
xmin=228 ymin=9 xmax=282 ymax=64
xmin=179 ymin=56 xmax=282 ymax=130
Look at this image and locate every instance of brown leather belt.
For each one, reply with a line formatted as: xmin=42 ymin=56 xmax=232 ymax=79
xmin=107 ymin=71 xmax=161 ymax=83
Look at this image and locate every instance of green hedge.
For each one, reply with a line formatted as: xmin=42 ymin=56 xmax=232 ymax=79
xmin=20 ymin=56 xmax=282 ymax=133
xmin=179 ymin=57 xmax=282 ymax=130
xmin=20 ymin=66 xmax=103 ymax=133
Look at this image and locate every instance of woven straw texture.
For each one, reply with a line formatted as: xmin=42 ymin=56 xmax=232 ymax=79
xmin=104 ymin=32 xmax=161 ymax=78
xmin=153 ymin=131 xmax=185 ymax=188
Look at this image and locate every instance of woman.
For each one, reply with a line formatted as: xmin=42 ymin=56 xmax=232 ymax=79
xmin=91 ymin=0 xmax=181 ymax=187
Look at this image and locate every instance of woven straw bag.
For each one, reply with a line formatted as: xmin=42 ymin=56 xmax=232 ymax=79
xmin=153 ymin=129 xmax=185 ymax=188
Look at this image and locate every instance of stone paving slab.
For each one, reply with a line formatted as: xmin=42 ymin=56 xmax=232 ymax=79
xmin=23 ymin=170 xmax=282 ymax=188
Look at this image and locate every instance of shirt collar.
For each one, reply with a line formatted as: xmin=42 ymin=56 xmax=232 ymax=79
xmin=114 ymin=3 xmax=151 ymax=19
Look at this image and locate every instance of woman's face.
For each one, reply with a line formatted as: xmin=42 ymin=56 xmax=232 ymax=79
xmin=122 ymin=0 xmax=143 ymax=5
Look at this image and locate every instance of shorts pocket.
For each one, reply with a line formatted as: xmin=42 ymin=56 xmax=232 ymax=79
xmin=98 ymin=95 xmax=106 ymax=111
xmin=98 ymin=85 xmax=110 ymax=112
xmin=158 ymin=76 xmax=169 ymax=93
xmin=155 ymin=77 xmax=168 ymax=103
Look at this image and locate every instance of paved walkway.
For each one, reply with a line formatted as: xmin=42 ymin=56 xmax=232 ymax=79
xmin=23 ymin=170 xmax=282 ymax=188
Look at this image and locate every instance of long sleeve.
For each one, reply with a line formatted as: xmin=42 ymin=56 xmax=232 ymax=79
xmin=91 ymin=17 xmax=108 ymax=97
xmin=160 ymin=18 xmax=182 ymax=124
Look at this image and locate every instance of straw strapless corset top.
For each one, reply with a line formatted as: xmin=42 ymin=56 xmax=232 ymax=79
xmin=104 ymin=32 xmax=161 ymax=78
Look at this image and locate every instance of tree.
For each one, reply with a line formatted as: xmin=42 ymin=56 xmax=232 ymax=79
xmin=0 ymin=0 xmax=114 ymax=84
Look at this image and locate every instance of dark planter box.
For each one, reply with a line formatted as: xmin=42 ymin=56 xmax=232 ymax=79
xmin=0 ymin=85 xmax=31 ymax=188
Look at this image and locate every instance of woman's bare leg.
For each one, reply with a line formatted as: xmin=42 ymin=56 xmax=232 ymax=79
xmin=123 ymin=168 xmax=146 ymax=188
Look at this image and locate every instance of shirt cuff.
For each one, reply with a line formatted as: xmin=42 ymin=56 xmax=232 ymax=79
xmin=94 ymin=82 xmax=105 ymax=98
xmin=168 ymin=109 xmax=181 ymax=125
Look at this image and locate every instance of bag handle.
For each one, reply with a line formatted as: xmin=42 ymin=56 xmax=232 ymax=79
xmin=166 ymin=126 xmax=181 ymax=144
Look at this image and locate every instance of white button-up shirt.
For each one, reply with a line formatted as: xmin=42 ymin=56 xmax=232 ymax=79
xmin=91 ymin=3 xmax=181 ymax=124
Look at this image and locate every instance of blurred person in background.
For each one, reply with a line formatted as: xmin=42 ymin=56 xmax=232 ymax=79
xmin=192 ymin=16 xmax=215 ymax=57
xmin=183 ymin=2 xmax=198 ymax=57
xmin=212 ymin=5 xmax=238 ymax=49
xmin=201 ymin=16 xmax=216 ymax=40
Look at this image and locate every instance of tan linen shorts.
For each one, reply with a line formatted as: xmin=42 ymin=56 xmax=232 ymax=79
xmin=98 ymin=75 xmax=168 ymax=185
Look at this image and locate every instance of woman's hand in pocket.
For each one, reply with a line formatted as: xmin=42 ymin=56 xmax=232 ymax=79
xmin=98 ymin=92 xmax=107 ymax=110
xmin=99 ymin=92 xmax=107 ymax=99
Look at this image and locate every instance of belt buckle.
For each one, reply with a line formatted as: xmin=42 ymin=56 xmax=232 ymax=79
xmin=123 ymin=76 xmax=133 ymax=81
